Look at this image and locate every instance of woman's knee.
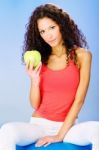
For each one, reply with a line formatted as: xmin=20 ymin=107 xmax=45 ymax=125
xmin=0 ymin=122 xmax=19 ymax=143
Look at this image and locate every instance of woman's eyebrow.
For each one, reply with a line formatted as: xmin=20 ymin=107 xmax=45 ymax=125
xmin=39 ymin=24 xmax=56 ymax=31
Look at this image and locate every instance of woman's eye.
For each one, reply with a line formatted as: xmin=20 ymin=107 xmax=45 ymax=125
xmin=40 ymin=30 xmax=45 ymax=34
xmin=50 ymin=26 xmax=55 ymax=29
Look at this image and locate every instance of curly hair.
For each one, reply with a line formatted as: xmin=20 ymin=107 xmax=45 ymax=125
xmin=23 ymin=3 xmax=88 ymax=64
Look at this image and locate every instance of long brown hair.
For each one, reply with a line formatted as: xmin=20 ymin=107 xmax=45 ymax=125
xmin=23 ymin=4 xmax=88 ymax=64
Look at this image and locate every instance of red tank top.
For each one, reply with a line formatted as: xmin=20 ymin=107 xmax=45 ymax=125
xmin=36 ymin=60 xmax=80 ymax=122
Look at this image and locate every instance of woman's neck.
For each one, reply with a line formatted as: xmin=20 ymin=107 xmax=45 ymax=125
xmin=51 ymin=46 xmax=67 ymax=57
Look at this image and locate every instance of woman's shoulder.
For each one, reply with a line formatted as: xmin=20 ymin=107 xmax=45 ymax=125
xmin=75 ymin=47 xmax=92 ymax=58
xmin=75 ymin=47 xmax=92 ymax=68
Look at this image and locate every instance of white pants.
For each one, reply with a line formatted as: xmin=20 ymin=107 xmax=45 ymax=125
xmin=0 ymin=117 xmax=99 ymax=150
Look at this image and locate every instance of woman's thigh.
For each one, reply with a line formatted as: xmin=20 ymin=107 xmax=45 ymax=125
xmin=63 ymin=121 xmax=99 ymax=146
xmin=0 ymin=121 xmax=46 ymax=146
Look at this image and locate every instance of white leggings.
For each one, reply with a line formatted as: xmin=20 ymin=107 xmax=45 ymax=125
xmin=0 ymin=117 xmax=99 ymax=150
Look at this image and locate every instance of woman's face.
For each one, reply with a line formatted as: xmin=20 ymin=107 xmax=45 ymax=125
xmin=37 ymin=17 xmax=63 ymax=48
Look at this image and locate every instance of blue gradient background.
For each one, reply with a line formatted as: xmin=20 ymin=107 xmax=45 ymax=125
xmin=0 ymin=0 xmax=99 ymax=126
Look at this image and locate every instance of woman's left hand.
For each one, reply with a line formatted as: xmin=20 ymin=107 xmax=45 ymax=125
xmin=35 ymin=135 xmax=63 ymax=147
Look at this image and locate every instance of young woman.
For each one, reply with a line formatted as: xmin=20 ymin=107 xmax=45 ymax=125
xmin=0 ymin=3 xmax=99 ymax=150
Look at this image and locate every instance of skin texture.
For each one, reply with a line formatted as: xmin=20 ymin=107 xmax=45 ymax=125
xmin=25 ymin=17 xmax=92 ymax=147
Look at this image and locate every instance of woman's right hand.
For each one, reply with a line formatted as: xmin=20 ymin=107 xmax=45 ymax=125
xmin=25 ymin=62 xmax=42 ymax=86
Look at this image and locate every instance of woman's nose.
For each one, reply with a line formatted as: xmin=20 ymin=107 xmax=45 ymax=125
xmin=45 ymin=32 xmax=53 ymax=40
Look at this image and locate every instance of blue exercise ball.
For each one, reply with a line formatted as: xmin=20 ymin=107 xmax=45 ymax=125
xmin=16 ymin=142 xmax=92 ymax=150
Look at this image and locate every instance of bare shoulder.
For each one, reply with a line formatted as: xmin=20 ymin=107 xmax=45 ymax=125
xmin=75 ymin=47 xmax=92 ymax=59
xmin=75 ymin=48 xmax=92 ymax=68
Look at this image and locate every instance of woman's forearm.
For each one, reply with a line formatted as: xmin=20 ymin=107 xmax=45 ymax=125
xmin=57 ymin=100 xmax=84 ymax=140
xmin=29 ymin=79 xmax=41 ymax=109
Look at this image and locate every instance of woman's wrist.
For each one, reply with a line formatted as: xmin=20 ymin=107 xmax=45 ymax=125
xmin=31 ymin=77 xmax=40 ymax=85
xmin=31 ymin=81 xmax=40 ymax=87
xmin=57 ymin=132 xmax=66 ymax=141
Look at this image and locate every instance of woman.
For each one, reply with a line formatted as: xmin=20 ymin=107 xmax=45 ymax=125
xmin=0 ymin=3 xmax=99 ymax=150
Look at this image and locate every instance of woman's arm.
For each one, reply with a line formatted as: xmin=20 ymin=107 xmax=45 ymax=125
xmin=29 ymin=79 xmax=41 ymax=109
xmin=57 ymin=48 xmax=92 ymax=139
xmin=26 ymin=63 xmax=42 ymax=109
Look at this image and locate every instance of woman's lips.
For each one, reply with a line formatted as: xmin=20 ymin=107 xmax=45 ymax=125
xmin=48 ymin=39 xmax=56 ymax=43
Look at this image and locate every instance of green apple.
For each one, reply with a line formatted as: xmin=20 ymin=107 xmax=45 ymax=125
xmin=24 ymin=50 xmax=41 ymax=68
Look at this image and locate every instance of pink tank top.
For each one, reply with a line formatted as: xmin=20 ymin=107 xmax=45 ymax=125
xmin=36 ymin=60 xmax=80 ymax=122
